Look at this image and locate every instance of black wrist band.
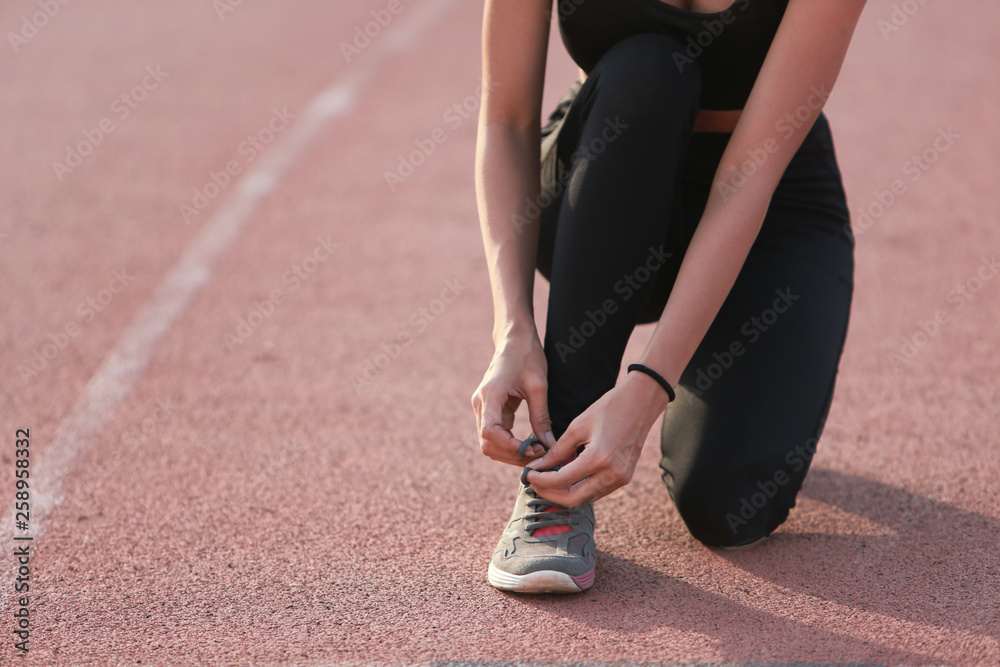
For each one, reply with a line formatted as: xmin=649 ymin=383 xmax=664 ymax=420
xmin=627 ymin=363 xmax=676 ymax=402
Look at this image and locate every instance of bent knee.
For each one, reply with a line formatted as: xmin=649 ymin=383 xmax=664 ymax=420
xmin=590 ymin=34 xmax=702 ymax=120
xmin=673 ymin=476 xmax=792 ymax=548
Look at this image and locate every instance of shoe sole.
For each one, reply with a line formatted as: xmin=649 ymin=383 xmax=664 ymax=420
xmin=722 ymin=536 xmax=768 ymax=551
xmin=488 ymin=563 xmax=594 ymax=593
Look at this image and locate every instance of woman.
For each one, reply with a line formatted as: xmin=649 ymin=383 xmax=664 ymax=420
xmin=471 ymin=0 xmax=866 ymax=593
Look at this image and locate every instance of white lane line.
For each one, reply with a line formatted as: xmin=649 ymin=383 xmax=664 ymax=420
xmin=1 ymin=0 xmax=458 ymax=608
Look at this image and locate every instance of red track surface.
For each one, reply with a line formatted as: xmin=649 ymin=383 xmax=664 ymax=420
xmin=1 ymin=0 xmax=998 ymax=664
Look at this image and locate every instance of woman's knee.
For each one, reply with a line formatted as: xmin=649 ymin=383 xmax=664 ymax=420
xmin=589 ymin=34 xmax=702 ymax=123
xmin=669 ymin=466 xmax=799 ymax=548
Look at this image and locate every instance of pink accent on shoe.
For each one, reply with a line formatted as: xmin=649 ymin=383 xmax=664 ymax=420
xmin=531 ymin=506 xmax=572 ymax=538
xmin=571 ymin=569 xmax=595 ymax=590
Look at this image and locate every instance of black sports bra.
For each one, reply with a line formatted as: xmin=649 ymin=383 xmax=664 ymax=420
xmin=558 ymin=0 xmax=790 ymax=110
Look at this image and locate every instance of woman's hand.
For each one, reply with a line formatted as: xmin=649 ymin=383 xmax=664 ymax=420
xmin=471 ymin=332 xmax=557 ymax=466
xmin=524 ymin=372 xmax=671 ymax=507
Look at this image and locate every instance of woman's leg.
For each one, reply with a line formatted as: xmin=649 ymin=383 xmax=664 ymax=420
xmin=659 ymin=114 xmax=856 ymax=548
xmin=489 ymin=36 xmax=702 ymax=594
xmin=536 ymin=34 xmax=702 ymax=438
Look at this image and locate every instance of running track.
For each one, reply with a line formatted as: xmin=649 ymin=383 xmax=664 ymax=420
xmin=1 ymin=0 xmax=998 ymax=664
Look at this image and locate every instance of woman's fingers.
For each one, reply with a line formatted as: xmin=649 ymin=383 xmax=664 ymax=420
xmin=471 ymin=335 xmax=554 ymax=464
xmin=477 ymin=389 xmax=549 ymax=465
xmin=523 ymin=377 xmax=556 ymax=450
xmin=517 ymin=437 xmax=547 ymax=459
xmin=528 ymin=429 xmax=576 ymax=471
xmin=526 ymin=428 xmax=634 ymax=506
xmin=527 ymin=440 xmax=596 ymax=489
xmin=478 ymin=392 xmax=522 ymax=461
xmin=519 ymin=380 xmax=656 ymax=507
xmin=480 ymin=424 xmax=522 ymax=461
xmin=531 ymin=469 xmax=615 ymax=508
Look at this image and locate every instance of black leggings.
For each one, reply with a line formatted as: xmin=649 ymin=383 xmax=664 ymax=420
xmin=535 ymin=34 xmax=854 ymax=548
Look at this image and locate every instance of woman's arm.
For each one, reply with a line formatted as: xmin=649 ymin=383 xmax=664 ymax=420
xmin=471 ymin=0 xmax=558 ymax=461
xmin=638 ymin=0 xmax=868 ymax=387
xmin=528 ymin=0 xmax=869 ymax=507
xmin=475 ymin=0 xmax=550 ymax=342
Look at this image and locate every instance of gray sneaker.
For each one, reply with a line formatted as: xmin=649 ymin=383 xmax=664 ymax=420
xmin=488 ymin=482 xmax=596 ymax=593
